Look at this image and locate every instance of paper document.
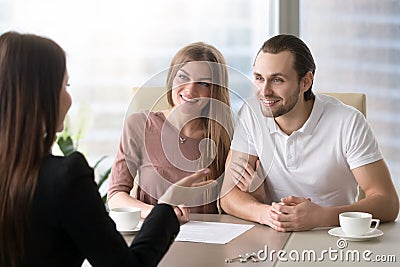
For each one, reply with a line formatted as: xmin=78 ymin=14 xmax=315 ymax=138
xmin=175 ymin=221 xmax=254 ymax=244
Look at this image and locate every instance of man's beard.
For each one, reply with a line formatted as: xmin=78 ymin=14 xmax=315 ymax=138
xmin=259 ymin=86 xmax=301 ymax=118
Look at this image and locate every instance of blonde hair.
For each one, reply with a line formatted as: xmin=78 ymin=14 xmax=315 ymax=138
xmin=166 ymin=42 xmax=233 ymax=197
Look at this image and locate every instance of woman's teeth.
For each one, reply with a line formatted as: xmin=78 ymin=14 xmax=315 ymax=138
xmin=181 ymin=95 xmax=198 ymax=103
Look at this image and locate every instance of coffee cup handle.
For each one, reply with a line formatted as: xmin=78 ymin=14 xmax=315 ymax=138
xmin=368 ymin=219 xmax=380 ymax=233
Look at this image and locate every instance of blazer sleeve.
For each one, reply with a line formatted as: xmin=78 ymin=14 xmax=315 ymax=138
xmin=128 ymin=204 xmax=180 ymax=266
xmin=57 ymin=152 xmax=179 ymax=267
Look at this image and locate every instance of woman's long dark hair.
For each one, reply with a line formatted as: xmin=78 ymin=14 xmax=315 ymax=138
xmin=0 ymin=31 xmax=66 ymax=267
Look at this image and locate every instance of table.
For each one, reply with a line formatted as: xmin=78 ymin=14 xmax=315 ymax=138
xmin=123 ymin=215 xmax=399 ymax=266
xmin=276 ymin=222 xmax=399 ymax=266
xmin=124 ymin=214 xmax=290 ymax=267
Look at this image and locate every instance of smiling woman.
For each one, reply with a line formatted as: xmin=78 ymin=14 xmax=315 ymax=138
xmin=107 ymin=42 xmax=234 ymax=219
xmin=170 ymin=62 xmax=213 ymax=116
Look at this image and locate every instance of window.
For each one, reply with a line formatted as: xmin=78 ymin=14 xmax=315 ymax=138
xmin=300 ymin=0 xmax=400 ymax=186
xmin=1 ymin=0 xmax=270 ymax=175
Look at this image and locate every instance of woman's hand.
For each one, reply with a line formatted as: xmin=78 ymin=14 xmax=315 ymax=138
xmin=158 ymin=168 xmax=217 ymax=220
xmin=174 ymin=205 xmax=190 ymax=222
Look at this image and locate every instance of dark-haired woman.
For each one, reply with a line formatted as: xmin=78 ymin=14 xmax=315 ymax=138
xmin=0 ymin=31 xmax=213 ymax=267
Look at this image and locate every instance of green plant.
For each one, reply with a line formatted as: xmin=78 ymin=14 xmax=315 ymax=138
xmin=56 ymin=112 xmax=111 ymax=203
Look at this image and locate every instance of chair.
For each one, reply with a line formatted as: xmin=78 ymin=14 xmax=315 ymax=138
xmin=320 ymin=92 xmax=366 ymax=117
xmin=131 ymin=88 xmax=367 ymax=116
xmin=130 ymin=88 xmax=367 ymax=201
xmin=320 ymin=92 xmax=367 ymax=200
xmin=130 ymin=87 xmax=169 ymax=112
xmin=127 ymin=87 xmax=170 ymax=196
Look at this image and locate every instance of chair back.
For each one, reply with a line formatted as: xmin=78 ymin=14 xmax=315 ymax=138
xmin=321 ymin=92 xmax=366 ymax=117
xmin=320 ymin=92 xmax=367 ymax=200
xmin=131 ymin=90 xmax=367 ymax=116
xmin=129 ymin=89 xmax=368 ymax=201
xmin=130 ymin=87 xmax=169 ymax=112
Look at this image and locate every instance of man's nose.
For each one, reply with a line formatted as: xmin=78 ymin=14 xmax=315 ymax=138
xmin=259 ymin=81 xmax=272 ymax=96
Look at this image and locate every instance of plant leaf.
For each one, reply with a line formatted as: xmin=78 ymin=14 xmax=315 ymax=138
xmin=56 ymin=135 xmax=75 ymax=156
xmin=101 ymin=194 xmax=108 ymax=204
xmin=97 ymin=167 xmax=112 ymax=189
xmin=93 ymin=155 xmax=108 ymax=169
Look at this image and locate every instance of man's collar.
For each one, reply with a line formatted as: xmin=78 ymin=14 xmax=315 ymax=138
xmin=266 ymin=96 xmax=323 ymax=136
xmin=298 ymin=95 xmax=323 ymax=135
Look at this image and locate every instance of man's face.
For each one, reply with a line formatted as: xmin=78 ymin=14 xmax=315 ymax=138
xmin=253 ymin=51 xmax=302 ymax=118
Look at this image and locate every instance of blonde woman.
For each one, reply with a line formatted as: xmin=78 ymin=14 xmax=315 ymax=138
xmin=108 ymin=42 xmax=233 ymax=218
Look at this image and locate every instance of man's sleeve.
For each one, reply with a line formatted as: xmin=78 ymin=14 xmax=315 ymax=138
xmin=345 ymin=111 xmax=383 ymax=170
xmin=230 ymin=103 xmax=258 ymax=156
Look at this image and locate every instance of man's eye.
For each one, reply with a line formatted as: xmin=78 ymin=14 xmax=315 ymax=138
xmin=273 ymin=78 xmax=283 ymax=83
xmin=255 ymin=76 xmax=263 ymax=81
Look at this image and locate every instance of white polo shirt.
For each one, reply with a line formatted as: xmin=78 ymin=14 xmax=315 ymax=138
xmin=231 ymin=94 xmax=383 ymax=206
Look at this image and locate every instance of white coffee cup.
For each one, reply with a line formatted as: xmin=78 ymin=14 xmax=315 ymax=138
xmin=339 ymin=212 xmax=380 ymax=236
xmin=109 ymin=207 xmax=141 ymax=231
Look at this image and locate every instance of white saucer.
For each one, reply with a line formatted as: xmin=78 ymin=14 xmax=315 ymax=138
xmin=328 ymin=227 xmax=383 ymax=241
xmin=117 ymin=222 xmax=142 ymax=235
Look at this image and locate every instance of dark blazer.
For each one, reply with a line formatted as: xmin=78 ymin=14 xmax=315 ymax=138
xmin=22 ymin=152 xmax=179 ymax=267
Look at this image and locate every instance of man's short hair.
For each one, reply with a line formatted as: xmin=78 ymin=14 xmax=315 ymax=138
xmin=255 ymin=34 xmax=316 ymax=101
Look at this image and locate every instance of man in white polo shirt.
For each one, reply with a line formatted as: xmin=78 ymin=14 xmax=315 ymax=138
xmin=220 ymin=34 xmax=399 ymax=231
